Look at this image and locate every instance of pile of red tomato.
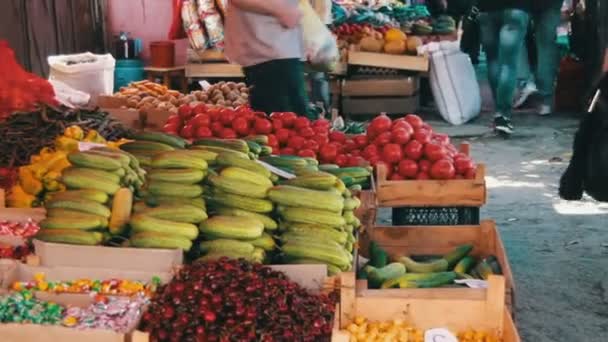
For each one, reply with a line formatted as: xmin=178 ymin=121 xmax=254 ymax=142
xmin=162 ymin=104 xmax=476 ymax=181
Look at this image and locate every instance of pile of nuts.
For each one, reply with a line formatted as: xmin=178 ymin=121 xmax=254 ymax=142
xmin=191 ymin=81 xmax=249 ymax=108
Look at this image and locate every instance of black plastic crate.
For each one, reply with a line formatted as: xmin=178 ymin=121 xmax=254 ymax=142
xmin=392 ymin=207 xmax=480 ymax=226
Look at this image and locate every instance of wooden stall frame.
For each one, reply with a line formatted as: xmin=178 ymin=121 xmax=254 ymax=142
xmin=0 ymin=189 xmax=46 ymax=223
xmin=357 ymin=220 xmax=516 ymax=314
xmin=348 ymin=51 xmax=429 ymax=72
xmin=374 ymin=143 xmax=487 ymax=207
xmin=336 ymin=273 xmax=520 ymax=342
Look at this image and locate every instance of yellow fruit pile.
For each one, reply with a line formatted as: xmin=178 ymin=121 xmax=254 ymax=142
xmin=344 ymin=317 xmax=424 ymax=342
xmin=457 ymin=330 xmax=502 ymax=342
xmin=7 ymin=125 xmax=129 ymax=208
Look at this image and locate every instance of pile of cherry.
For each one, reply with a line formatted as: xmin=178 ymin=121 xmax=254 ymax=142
xmin=163 ymin=104 xmax=477 ymax=180
xmin=140 ymin=258 xmax=337 ymax=342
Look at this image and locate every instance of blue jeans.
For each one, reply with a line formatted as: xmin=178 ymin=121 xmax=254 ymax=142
xmin=531 ymin=2 xmax=563 ymax=107
xmin=309 ymin=71 xmax=330 ymax=110
xmin=479 ymin=9 xmax=530 ymax=117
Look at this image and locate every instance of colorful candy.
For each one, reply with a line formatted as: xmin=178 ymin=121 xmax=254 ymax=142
xmin=0 ymin=219 xmax=40 ymax=237
xmin=11 ymin=273 xmax=161 ymax=297
xmin=0 ymin=291 xmax=64 ymax=325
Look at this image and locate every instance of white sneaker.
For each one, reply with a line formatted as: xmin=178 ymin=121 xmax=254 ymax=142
xmin=539 ymin=104 xmax=552 ymax=116
xmin=513 ymin=82 xmax=538 ymax=108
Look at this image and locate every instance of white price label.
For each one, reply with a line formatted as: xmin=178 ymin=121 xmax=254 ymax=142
xmin=198 ymin=80 xmax=212 ymax=91
xmin=454 ymin=279 xmax=488 ymax=289
xmin=256 ymin=160 xmax=296 ymax=179
xmin=425 ymin=328 xmax=458 ymax=342
xmin=78 ymin=142 xmax=106 ymax=151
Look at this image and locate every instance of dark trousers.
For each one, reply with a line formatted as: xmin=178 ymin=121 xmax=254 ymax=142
xmin=243 ymin=58 xmax=311 ymax=117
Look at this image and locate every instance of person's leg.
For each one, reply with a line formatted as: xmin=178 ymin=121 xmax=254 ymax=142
xmin=495 ymin=9 xmax=530 ymax=118
xmin=244 ymin=60 xmax=290 ymax=113
xmin=284 ymin=59 xmax=314 ymax=118
xmin=534 ymin=2 xmax=563 ymax=114
xmin=309 ymin=71 xmax=330 ymax=110
xmin=478 ymin=12 xmax=501 ymax=107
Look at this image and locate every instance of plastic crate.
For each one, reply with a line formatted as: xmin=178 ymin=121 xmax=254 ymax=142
xmin=392 ymin=206 xmax=480 ymax=226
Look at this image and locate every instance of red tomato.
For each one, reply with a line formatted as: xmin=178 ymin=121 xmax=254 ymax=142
xmin=280 ymin=147 xmax=295 ymax=155
xmin=271 ymin=118 xmax=283 ymax=131
xmin=313 ymin=134 xmax=330 ymax=147
xmin=195 ymin=126 xmax=213 ymax=138
xmin=418 ymin=159 xmax=432 ymax=173
xmin=210 ymin=122 xmax=224 ymax=135
xmin=464 ymin=168 xmax=477 ymax=179
xmin=382 ymin=143 xmax=403 ymax=164
xmin=298 ymin=149 xmax=316 ymax=158
xmin=281 ymin=113 xmax=298 ymax=128
xmin=391 ymin=128 xmax=411 ymax=145
xmin=300 ymin=127 xmax=315 ymax=138
xmin=424 ymin=142 xmax=446 ymax=162
xmin=398 ymin=159 xmax=419 ymax=178
xmin=416 ymin=172 xmax=430 ymax=180
xmin=368 ymin=155 xmax=381 ymax=167
xmin=319 ymin=144 xmax=339 ymax=163
xmin=335 ymin=154 xmax=349 ymax=167
xmin=454 ymin=157 xmax=474 ymax=175
xmin=313 ymin=125 xmax=329 ymax=135
xmin=353 ymin=134 xmax=368 ymax=148
xmin=166 ymin=114 xmax=182 ymax=126
xmin=231 ymin=117 xmax=250 ymax=136
xmin=413 ymin=130 xmax=432 ymax=144
xmin=389 ymin=173 xmax=405 ymax=181
xmin=362 ymin=145 xmax=379 ymax=159
xmin=219 ymin=109 xmax=236 ymax=126
xmin=192 ymin=103 xmax=207 ymax=115
xmin=252 ymin=111 xmax=267 ymax=119
xmin=348 ymin=156 xmax=365 ymax=167
xmin=329 ymin=131 xmax=347 ymax=143
xmin=373 ymin=132 xmax=392 ymax=147
xmin=351 ymin=149 xmax=362 ymax=157
xmin=392 ymin=120 xmax=414 ymax=135
xmin=432 ymin=133 xmax=450 ymax=146
xmin=375 ymin=161 xmax=393 ymax=179
xmin=254 ymin=118 xmax=273 ymax=134
xmin=220 ymin=128 xmax=237 ymax=139
xmin=180 ymin=124 xmax=194 ymax=139
xmin=190 ymin=114 xmax=211 ymax=128
xmin=275 ymin=129 xmax=290 ymax=145
xmin=343 ymin=140 xmax=358 ymax=152
xmin=403 ymin=140 xmax=423 ymax=160
xmin=312 ymin=118 xmax=331 ymax=128
xmin=266 ymin=134 xmax=278 ymax=148
xmin=404 ymin=114 xmax=423 ymax=129
xmin=421 ymin=122 xmax=433 ymax=132
xmin=294 ymin=117 xmax=311 ymax=129
xmin=454 ymin=152 xmax=469 ymax=161
xmin=178 ymin=105 xmax=194 ymax=120
xmin=430 ymin=159 xmax=456 ymax=180
xmin=235 ymin=105 xmax=251 ymax=114
xmin=288 ymin=136 xmax=305 ymax=150
xmin=163 ymin=123 xmax=179 ymax=134
xmin=369 ymin=114 xmax=392 ymax=135
xmin=206 ymin=108 xmax=222 ymax=122
xmin=304 ymin=140 xmax=320 ymax=152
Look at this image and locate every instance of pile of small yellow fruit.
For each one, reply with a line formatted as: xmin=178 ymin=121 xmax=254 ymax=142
xmin=344 ymin=316 xmax=424 ymax=342
xmin=343 ymin=316 xmax=503 ymax=342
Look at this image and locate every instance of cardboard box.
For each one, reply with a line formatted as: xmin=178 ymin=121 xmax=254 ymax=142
xmin=97 ymin=95 xmax=128 ymax=108
xmin=342 ymin=77 xmax=418 ymax=97
xmin=142 ymin=109 xmax=173 ymax=132
xmin=348 ymin=51 xmax=429 ymax=72
xmin=33 ymin=240 xmax=183 ymax=272
xmin=104 ymin=108 xmax=143 ymax=129
xmin=342 ymin=95 xmax=418 ymax=116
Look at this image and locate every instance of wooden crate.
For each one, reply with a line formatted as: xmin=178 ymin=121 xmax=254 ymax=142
xmin=185 ymin=63 xmax=244 ymax=78
xmin=342 ymin=77 xmax=418 ymax=97
xmin=348 ymin=51 xmax=429 ymax=72
xmin=356 ymin=220 xmax=516 ymax=314
xmin=333 ymin=274 xmax=520 ymax=342
xmin=0 ymin=189 xmax=46 ymax=223
xmin=342 ymin=95 xmax=419 ymax=116
xmin=375 ymin=144 xmax=487 ymax=207
xmin=353 ymin=190 xmax=377 ymax=231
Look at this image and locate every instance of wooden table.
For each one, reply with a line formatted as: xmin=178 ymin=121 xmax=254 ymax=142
xmin=144 ymin=66 xmax=187 ymax=93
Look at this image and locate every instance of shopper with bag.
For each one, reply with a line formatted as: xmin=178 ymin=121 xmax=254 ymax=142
xmin=307 ymin=0 xmax=333 ymax=112
xmin=224 ymin=0 xmax=312 ymax=117
xmin=477 ymin=1 xmax=531 ymax=136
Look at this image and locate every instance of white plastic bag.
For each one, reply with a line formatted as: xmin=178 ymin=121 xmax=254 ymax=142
xmin=48 ymin=52 xmax=115 ymax=105
xmin=299 ymin=0 xmax=339 ymax=72
xmin=48 ymin=79 xmax=91 ymax=108
xmin=425 ymin=41 xmax=481 ymax=126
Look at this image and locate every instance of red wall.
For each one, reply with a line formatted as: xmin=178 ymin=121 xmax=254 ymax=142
xmin=107 ymin=0 xmax=188 ymax=65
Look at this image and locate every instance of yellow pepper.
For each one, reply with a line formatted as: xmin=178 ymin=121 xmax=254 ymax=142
xmin=84 ymin=130 xmax=106 ymax=143
xmin=39 ymin=147 xmax=53 ymax=158
xmin=47 ymin=154 xmax=71 ymax=173
xmin=18 ymin=167 xmax=43 ymax=195
xmin=64 ymin=125 xmax=84 ymax=140
xmin=30 ymin=154 xmax=42 ymax=164
xmin=55 ymin=136 xmax=79 ymax=152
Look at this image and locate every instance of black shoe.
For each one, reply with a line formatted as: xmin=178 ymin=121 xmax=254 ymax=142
xmin=493 ymin=115 xmax=514 ymax=136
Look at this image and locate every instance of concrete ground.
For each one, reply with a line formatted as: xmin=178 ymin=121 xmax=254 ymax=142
xmin=376 ymin=106 xmax=608 ymax=341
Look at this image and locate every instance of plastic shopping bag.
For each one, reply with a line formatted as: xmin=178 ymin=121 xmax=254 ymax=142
xmin=299 ymin=0 xmax=339 ymax=72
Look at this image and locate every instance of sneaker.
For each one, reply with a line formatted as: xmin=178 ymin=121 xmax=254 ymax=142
xmin=493 ymin=115 xmax=514 ymax=136
xmin=538 ymin=104 xmax=552 ymax=116
xmin=513 ymin=82 xmax=538 ymax=108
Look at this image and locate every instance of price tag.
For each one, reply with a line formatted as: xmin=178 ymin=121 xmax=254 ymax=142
xmin=454 ymin=279 xmax=488 ymax=289
xmin=425 ymin=328 xmax=458 ymax=342
xmin=198 ymin=80 xmax=212 ymax=91
xmin=78 ymin=142 xmax=106 ymax=151
xmin=256 ymin=160 xmax=296 ymax=179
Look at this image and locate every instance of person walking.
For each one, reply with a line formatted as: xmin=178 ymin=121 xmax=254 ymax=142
xmin=513 ymin=0 xmax=566 ymax=115
xmin=224 ymin=0 xmax=312 ymax=117
xmin=478 ymin=1 xmax=531 ymax=136
xmin=308 ymin=0 xmax=333 ymax=112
